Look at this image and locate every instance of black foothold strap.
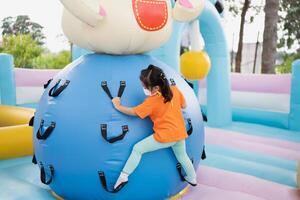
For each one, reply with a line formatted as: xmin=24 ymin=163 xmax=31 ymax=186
xmin=101 ymin=124 xmax=129 ymax=144
xmin=186 ymin=118 xmax=193 ymax=136
xmin=40 ymin=162 xmax=54 ymax=185
xmin=98 ymin=171 xmax=128 ymax=193
xmin=101 ymin=81 xmax=113 ymax=99
xmin=215 ymin=0 xmax=224 ymax=14
xmin=32 ymin=154 xmax=37 ymax=164
xmin=170 ymin=79 xmax=176 ymax=86
xmin=36 ymin=120 xmax=56 ymax=140
xmin=176 ymin=163 xmax=185 ymax=181
xmin=29 ymin=116 xmax=34 ymax=127
xmin=202 ymin=111 xmax=208 ymax=122
xmin=49 ymin=79 xmax=70 ymax=97
xmin=101 ymin=81 xmax=126 ymax=99
xmin=185 ymin=79 xmax=194 ymax=89
xmin=44 ymin=79 xmax=53 ymax=89
xmin=201 ymin=146 xmax=206 ymax=160
xmin=176 ymin=158 xmax=194 ymax=182
xmin=118 ymin=81 xmax=126 ymax=98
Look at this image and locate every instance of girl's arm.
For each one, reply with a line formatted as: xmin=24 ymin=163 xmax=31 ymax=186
xmin=112 ymin=97 xmax=137 ymax=116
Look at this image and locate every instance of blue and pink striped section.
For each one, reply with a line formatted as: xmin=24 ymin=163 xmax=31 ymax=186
xmin=1 ymin=123 xmax=299 ymax=199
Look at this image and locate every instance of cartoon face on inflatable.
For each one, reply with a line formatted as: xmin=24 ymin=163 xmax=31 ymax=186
xmin=60 ymin=0 xmax=205 ymax=54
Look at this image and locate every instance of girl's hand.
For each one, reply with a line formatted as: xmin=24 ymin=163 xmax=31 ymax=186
xmin=112 ymin=97 xmax=121 ymax=109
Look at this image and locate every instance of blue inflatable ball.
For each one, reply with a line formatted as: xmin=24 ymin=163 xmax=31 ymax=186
xmin=33 ymin=54 xmax=205 ymax=200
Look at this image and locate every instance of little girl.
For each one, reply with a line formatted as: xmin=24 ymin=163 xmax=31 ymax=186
xmin=112 ymin=64 xmax=197 ymax=190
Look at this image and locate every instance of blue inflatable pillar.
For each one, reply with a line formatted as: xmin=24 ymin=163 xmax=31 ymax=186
xmin=0 ymin=53 xmax=16 ymax=105
xmin=289 ymin=60 xmax=300 ymax=131
xmin=199 ymin=2 xmax=232 ymax=127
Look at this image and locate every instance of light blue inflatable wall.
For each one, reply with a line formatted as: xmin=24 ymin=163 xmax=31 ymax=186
xmin=199 ymin=2 xmax=232 ymax=127
xmin=289 ymin=59 xmax=300 ymax=131
xmin=72 ymin=1 xmax=232 ymax=128
xmin=201 ymin=106 xmax=290 ymax=129
xmin=0 ymin=53 xmax=16 ymax=105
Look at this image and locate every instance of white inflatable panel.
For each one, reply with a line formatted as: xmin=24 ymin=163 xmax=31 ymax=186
xmin=199 ymin=89 xmax=290 ymax=113
xmin=16 ymin=87 xmax=44 ymax=105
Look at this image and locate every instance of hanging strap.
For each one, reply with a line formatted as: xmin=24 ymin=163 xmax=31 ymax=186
xmin=215 ymin=1 xmax=224 ymax=14
xmin=40 ymin=162 xmax=54 ymax=185
xmin=49 ymin=79 xmax=70 ymax=97
xmin=101 ymin=81 xmax=113 ymax=99
xmin=44 ymin=79 xmax=53 ymax=89
xmin=101 ymin=124 xmax=129 ymax=144
xmin=101 ymin=81 xmax=126 ymax=100
xmin=176 ymin=158 xmax=194 ymax=182
xmin=29 ymin=116 xmax=34 ymax=127
xmin=118 ymin=81 xmax=126 ymax=98
xmin=32 ymin=154 xmax=37 ymax=164
xmin=98 ymin=171 xmax=128 ymax=193
xmin=170 ymin=78 xmax=176 ymax=86
xmin=176 ymin=163 xmax=186 ymax=182
xmin=201 ymin=146 xmax=207 ymax=160
xmin=36 ymin=120 xmax=56 ymax=140
xmin=185 ymin=79 xmax=194 ymax=89
xmin=186 ymin=118 xmax=193 ymax=136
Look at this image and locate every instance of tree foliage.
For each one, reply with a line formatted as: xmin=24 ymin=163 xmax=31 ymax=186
xmin=1 ymin=15 xmax=45 ymax=45
xmin=0 ymin=34 xmax=70 ymax=69
xmin=32 ymin=51 xmax=71 ymax=69
xmin=226 ymin=0 xmax=263 ymax=23
xmin=276 ymin=51 xmax=300 ymax=74
xmin=278 ymin=0 xmax=300 ymax=49
xmin=0 ymin=34 xmax=43 ymax=68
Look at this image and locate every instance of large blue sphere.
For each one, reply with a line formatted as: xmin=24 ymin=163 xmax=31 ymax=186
xmin=33 ymin=54 xmax=204 ymax=200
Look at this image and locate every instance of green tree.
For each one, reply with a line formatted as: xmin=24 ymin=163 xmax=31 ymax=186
xmin=1 ymin=15 xmax=45 ymax=45
xmin=32 ymin=51 xmax=71 ymax=69
xmin=0 ymin=34 xmax=43 ymax=68
xmin=276 ymin=51 xmax=300 ymax=74
xmin=277 ymin=0 xmax=300 ymax=50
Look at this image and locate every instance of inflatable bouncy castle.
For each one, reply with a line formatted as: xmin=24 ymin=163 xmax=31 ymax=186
xmin=32 ymin=0 xmax=208 ymax=199
xmin=1 ymin=0 xmax=300 ymax=199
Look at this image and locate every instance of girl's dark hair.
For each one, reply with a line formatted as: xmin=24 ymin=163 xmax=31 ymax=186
xmin=140 ymin=64 xmax=173 ymax=103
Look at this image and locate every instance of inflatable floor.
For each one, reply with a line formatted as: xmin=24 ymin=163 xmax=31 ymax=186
xmin=1 ymin=122 xmax=299 ymax=200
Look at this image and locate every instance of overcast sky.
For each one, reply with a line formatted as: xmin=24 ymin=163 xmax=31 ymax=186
xmin=0 ymin=0 xmax=266 ymax=53
xmin=0 ymin=0 xmax=68 ymax=52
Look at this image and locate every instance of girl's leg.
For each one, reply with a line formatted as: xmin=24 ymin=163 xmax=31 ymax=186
xmin=123 ymin=134 xmax=175 ymax=175
xmin=114 ymin=134 xmax=174 ymax=189
xmin=171 ymin=140 xmax=197 ymax=185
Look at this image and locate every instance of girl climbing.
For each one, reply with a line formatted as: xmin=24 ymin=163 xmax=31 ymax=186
xmin=112 ymin=64 xmax=197 ymax=190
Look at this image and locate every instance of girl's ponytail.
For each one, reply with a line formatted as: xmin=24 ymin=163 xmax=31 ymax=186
xmin=140 ymin=65 xmax=173 ymax=103
xmin=160 ymin=73 xmax=173 ymax=103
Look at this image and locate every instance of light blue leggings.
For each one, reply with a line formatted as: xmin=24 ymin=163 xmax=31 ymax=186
xmin=123 ymin=135 xmax=196 ymax=180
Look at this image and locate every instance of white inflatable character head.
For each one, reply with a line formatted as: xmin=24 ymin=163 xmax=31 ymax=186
xmin=60 ymin=0 xmax=205 ymax=54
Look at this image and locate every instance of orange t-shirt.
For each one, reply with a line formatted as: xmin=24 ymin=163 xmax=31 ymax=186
xmin=133 ymin=86 xmax=188 ymax=143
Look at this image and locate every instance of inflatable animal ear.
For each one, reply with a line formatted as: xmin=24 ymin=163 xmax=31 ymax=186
xmin=59 ymin=0 xmax=106 ymax=27
xmin=173 ymin=0 xmax=205 ymax=22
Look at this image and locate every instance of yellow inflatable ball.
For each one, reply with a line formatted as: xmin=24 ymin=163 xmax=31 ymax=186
xmin=180 ymin=51 xmax=211 ymax=80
